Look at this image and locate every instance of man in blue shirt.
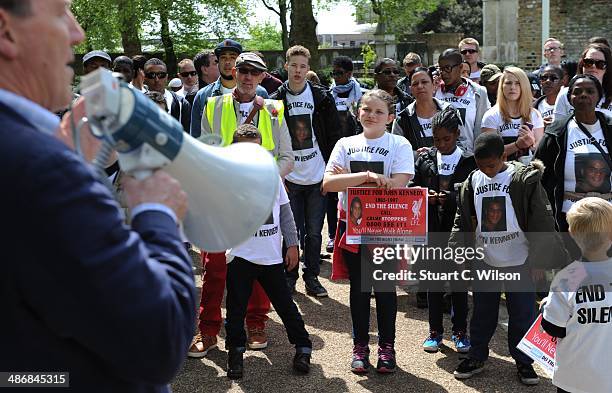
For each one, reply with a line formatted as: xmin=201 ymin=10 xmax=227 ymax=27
xmin=0 ymin=1 xmax=196 ymax=391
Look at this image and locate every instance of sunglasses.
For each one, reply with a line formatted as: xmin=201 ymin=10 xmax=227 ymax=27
xmin=437 ymin=63 xmax=461 ymax=73
xmin=376 ymin=69 xmax=400 ymax=76
xmin=539 ymin=75 xmax=559 ymax=82
xmin=330 ymin=70 xmax=346 ymax=77
xmin=145 ymin=72 xmax=168 ymax=79
xmin=460 ymin=49 xmax=478 ymax=55
xmin=544 ymin=47 xmax=561 ymax=53
xmin=237 ymin=67 xmax=263 ymax=76
xmin=179 ymin=71 xmax=197 ymax=77
xmin=583 ymin=58 xmax=607 ymax=70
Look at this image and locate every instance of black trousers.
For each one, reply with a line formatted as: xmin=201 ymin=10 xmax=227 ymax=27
xmin=225 ymin=257 xmax=312 ymax=350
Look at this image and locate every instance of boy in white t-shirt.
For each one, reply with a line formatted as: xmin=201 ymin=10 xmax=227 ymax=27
xmin=225 ymin=125 xmax=312 ymax=379
xmin=449 ymin=132 xmax=568 ymax=384
xmin=542 ymin=197 xmax=612 ymax=393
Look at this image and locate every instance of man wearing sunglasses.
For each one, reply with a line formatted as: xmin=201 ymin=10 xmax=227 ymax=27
xmin=191 ymin=39 xmax=268 ymax=138
xmin=534 ymin=38 xmax=565 ymax=77
xmin=144 ymin=57 xmax=191 ymax=132
xmin=373 ymin=58 xmax=413 ymax=125
xmin=190 ymin=52 xmax=292 ymax=357
xmin=176 ymin=58 xmax=199 ymax=105
xmin=435 ymin=48 xmax=490 ymax=155
xmin=458 ymin=38 xmax=485 ymax=84
xmin=533 ymin=65 xmax=564 ymax=128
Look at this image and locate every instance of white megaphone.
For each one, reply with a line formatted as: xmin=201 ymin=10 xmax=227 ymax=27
xmin=79 ymin=69 xmax=279 ymax=252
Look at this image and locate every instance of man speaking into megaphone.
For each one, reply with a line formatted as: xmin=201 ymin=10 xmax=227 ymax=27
xmin=0 ymin=1 xmax=196 ymax=391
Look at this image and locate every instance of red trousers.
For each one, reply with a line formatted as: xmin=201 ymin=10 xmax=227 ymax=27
xmin=198 ymin=251 xmax=270 ymax=336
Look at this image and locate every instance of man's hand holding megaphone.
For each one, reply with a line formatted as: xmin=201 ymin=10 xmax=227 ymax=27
xmin=123 ymin=170 xmax=188 ymax=221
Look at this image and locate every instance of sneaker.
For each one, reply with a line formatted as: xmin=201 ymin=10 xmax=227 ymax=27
xmin=305 ymin=277 xmax=328 ymax=297
xmin=247 ymin=327 xmax=268 ymax=350
xmin=227 ymin=348 xmax=244 ymax=379
xmin=351 ymin=343 xmax=370 ymax=374
xmin=454 ymin=358 xmax=484 ymax=379
xmin=187 ymin=334 xmax=217 ymax=358
xmin=326 ymin=238 xmax=335 ymax=253
xmin=293 ymin=351 xmax=311 ymax=373
xmin=423 ymin=331 xmax=443 ymax=353
xmin=451 ymin=331 xmax=471 ymax=354
xmin=376 ymin=343 xmax=396 ymax=373
xmin=516 ymin=362 xmax=540 ymax=385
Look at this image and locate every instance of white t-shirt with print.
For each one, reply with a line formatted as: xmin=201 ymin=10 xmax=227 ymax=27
xmin=437 ymin=146 xmax=462 ymax=191
xmin=417 ymin=116 xmax=434 ymax=146
xmin=326 ymin=132 xmax=415 ymax=211
xmin=537 ymin=99 xmax=555 ymax=120
xmin=239 ymin=101 xmax=254 ymax=124
xmin=228 ymin=177 xmax=288 ymax=265
xmin=220 ymin=85 xmax=233 ymax=95
xmin=543 ymin=258 xmax=612 ymax=393
xmin=562 ymin=119 xmax=612 ymax=212
xmin=435 ymin=84 xmax=478 ymax=155
xmin=285 ymin=84 xmax=326 ymax=185
xmin=554 ymin=86 xmax=612 ymax=119
xmin=481 ymin=106 xmax=544 ymax=158
xmin=472 ymin=164 xmax=529 ymax=267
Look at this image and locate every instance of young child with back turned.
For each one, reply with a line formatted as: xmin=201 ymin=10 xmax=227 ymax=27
xmin=224 ymin=124 xmax=312 ymax=379
xmin=542 ymin=197 xmax=612 ymax=393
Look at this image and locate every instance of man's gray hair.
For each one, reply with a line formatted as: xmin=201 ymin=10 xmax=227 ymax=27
xmin=0 ymin=0 xmax=31 ymax=16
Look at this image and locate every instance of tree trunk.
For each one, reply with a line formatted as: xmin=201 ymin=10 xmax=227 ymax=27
xmin=289 ymin=0 xmax=319 ymax=70
xmin=117 ymin=0 xmax=142 ymax=56
xmin=158 ymin=5 xmax=177 ymax=76
xmin=279 ymin=0 xmax=289 ymax=53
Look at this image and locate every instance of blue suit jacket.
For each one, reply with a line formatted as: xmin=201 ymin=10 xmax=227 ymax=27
xmin=0 ymin=103 xmax=196 ymax=392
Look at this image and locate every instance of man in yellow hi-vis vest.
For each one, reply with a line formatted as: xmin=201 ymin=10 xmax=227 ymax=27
xmin=199 ymin=52 xmax=293 ymax=178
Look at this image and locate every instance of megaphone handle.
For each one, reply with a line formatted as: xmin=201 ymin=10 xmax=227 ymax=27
xmin=131 ymin=169 xmax=154 ymax=180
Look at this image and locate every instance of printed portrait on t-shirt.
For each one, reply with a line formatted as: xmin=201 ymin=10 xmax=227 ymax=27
xmin=575 ymin=153 xmax=611 ymax=193
xmin=350 ymin=160 xmax=384 ymax=175
xmin=481 ymin=196 xmax=507 ymax=232
xmin=439 ymin=175 xmax=451 ymax=192
xmin=264 ymin=211 xmax=274 ymax=225
xmin=288 ymin=114 xmax=313 ymax=150
xmin=349 ymin=196 xmax=362 ymax=227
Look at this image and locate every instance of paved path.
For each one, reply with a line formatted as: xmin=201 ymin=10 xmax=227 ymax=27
xmin=173 ymin=232 xmax=553 ymax=393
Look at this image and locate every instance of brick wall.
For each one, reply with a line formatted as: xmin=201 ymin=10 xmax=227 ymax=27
xmin=518 ymin=0 xmax=612 ymax=70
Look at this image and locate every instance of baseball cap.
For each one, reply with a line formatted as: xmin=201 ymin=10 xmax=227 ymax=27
xmin=168 ymin=78 xmax=183 ymax=88
xmin=235 ymin=52 xmax=267 ymax=71
xmin=214 ymin=39 xmax=243 ymax=57
xmin=83 ymin=50 xmax=111 ymax=65
xmin=480 ymin=64 xmax=502 ymax=83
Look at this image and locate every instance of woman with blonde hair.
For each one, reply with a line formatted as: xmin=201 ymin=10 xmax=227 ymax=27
xmin=481 ymin=66 xmax=544 ymax=161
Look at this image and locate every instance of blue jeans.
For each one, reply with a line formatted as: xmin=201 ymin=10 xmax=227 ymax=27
xmin=285 ymin=181 xmax=326 ymax=281
xmin=469 ymin=262 xmax=536 ymax=364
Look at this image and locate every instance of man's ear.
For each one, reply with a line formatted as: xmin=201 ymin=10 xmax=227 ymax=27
xmin=0 ymin=10 xmax=19 ymax=60
xmin=231 ymin=67 xmax=237 ymax=79
xmin=284 ymin=62 xmax=288 ymax=71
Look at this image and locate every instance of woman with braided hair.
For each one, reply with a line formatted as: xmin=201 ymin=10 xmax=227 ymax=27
xmin=409 ymin=106 xmax=477 ymax=354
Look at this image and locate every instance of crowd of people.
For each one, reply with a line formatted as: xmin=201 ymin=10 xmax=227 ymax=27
xmin=2 ymin=1 xmax=611 ymax=392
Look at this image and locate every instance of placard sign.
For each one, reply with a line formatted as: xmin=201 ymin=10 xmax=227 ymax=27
xmin=346 ymin=187 xmax=428 ymax=245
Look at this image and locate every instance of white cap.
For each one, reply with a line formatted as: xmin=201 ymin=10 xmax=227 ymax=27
xmin=168 ymin=78 xmax=182 ymax=88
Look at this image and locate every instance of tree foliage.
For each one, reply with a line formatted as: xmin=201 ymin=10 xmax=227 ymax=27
xmin=245 ymin=23 xmax=283 ymax=51
xmin=351 ymin=0 xmax=443 ymax=38
xmin=415 ymin=0 xmax=483 ymax=43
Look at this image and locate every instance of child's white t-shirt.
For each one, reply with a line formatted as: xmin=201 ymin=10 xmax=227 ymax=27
xmin=543 ymin=258 xmax=612 ymax=393
xmin=326 ymin=132 xmax=415 ymax=211
xmin=228 ymin=177 xmax=287 ymax=265
xmin=471 ymin=164 xmax=529 ymax=267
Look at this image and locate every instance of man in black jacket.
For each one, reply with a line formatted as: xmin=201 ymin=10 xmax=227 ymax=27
xmin=271 ymin=45 xmax=341 ymax=297
xmin=144 ymin=58 xmax=191 ymax=132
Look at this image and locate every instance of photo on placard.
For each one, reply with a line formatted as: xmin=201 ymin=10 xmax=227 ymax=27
xmin=575 ymin=153 xmax=611 ymax=193
xmin=350 ymin=160 xmax=384 ymax=175
xmin=288 ymin=114 xmax=313 ymax=150
xmin=349 ymin=196 xmax=362 ymax=227
xmin=481 ymin=196 xmax=507 ymax=232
